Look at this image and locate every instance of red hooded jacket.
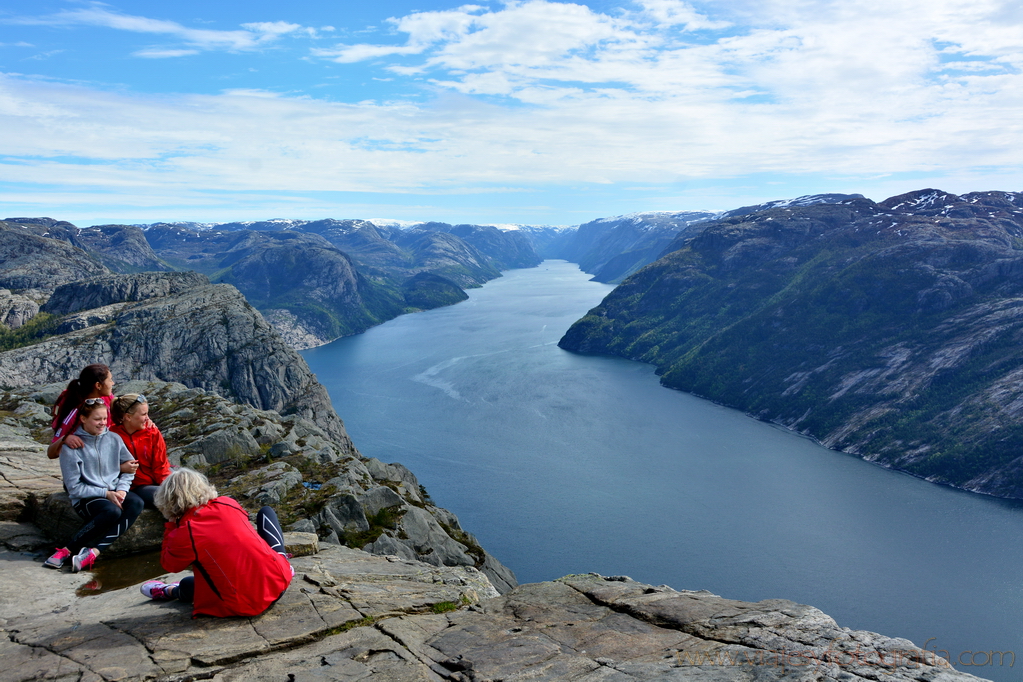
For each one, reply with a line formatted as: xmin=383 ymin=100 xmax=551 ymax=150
xmin=110 ymin=423 xmax=171 ymax=488
xmin=161 ymin=497 xmax=292 ymax=618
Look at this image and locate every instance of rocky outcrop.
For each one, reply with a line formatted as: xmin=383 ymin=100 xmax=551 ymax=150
xmin=0 ymin=289 xmax=42 ymax=329
xmin=401 ymin=272 xmax=469 ymax=310
xmin=0 ymin=282 xmax=348 ymax=444
xmin=41 ymin=271 xmax=210 ymax=316
xmin=215 ymin=231 xmax=404 ymax=347
xmin=73 ymin=224 xmax=171 ymax=273
xmin=0 ymin=542 xmax=981 ymax=682
xmin=0 ymin=222 xmax=109 ymax=291
xmin=0 ymin=380 xmax=517 ymax=591
xmin=561 ymin=189 xmax=1023 ymax=497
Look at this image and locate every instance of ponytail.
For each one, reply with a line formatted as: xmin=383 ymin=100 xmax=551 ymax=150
xmin=52 ymin=364 xmax=110 ymax=431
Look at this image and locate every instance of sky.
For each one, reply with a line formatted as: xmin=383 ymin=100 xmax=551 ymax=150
xmin=0 ymin=0 xmax=1021 ymax=226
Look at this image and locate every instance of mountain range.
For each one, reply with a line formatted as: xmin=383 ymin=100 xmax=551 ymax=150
xmin=559 ymin=189 xmax=1023 ymax=498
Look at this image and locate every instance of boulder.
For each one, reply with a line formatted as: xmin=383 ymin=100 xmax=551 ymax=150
xmin=316 ymin=494 xmax=370 ymax=535
xmin=0 ymin=289 xmax=40 ymax=329
xmin=34 ymin=492 xmax=165 ymax=557
xmin=358 ymin=485 xmax=404 ymax=517
xmin=397 ymin=506 xmax=475 ymax=567
xmin=282 ymin=531 xmax=318 ymax=557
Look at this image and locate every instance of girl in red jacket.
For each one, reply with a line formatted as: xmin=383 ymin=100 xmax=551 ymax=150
xmin=110 ymin=394 xmax=170 ymax=509
xmin=141 ymin=468 xmax=293 ymax=617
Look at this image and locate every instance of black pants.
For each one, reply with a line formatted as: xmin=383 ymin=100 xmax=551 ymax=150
xmin=174 ymin=506 xmax=286 ymax=604
xmin=131 ymin=485 xmax=160 ymax=509
xmin=70 ymin=492 xmax=144 ymax=554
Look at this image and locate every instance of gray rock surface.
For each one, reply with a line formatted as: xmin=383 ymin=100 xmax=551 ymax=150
xmin=0 ymin=282 xmax=349 ymax=446
xmin=34 ymin=492 xmax=165 ymax=558
xmin=41 ymin=271 xmax=209 ymax=316
xmin=0 ymin=222 xmax=109 ymax=291
xmin=0 ymin=288 xmax=41 ymax=329
xmin=73 ymin=224 xmax=171 ymax=273
xmin=0 ymin=546 xmax=984 ymax=682
xmin=0 ymin=381 xmax=518 ymax=593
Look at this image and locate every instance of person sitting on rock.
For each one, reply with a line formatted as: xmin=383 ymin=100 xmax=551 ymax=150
xmin=141 ymin=468 xmax=293 ymax=617
xmin=110 ymin=393 xmax=170 ymax=509
xmin=47 ymin=363 xmax=115 ymax=460
xmin=44 ymin=399 xmax=143 ymax=572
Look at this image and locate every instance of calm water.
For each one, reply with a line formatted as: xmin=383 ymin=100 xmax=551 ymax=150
xmin=304 ymin=260 xmax=1022 ymax=680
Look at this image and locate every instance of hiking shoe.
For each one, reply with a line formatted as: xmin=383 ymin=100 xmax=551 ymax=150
xmin=44 ymin=547 xmax=71 ymax=569
xmin=72 ymin=547 xmax=98 ymax=573
xmin=140 ymin=581 xmax=178 ymax=600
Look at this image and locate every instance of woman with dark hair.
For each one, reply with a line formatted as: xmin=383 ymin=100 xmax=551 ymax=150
xmin=44 ymin=400 xmax=142 ymax=572
xmin=140 ymin=468 xmax=292 ymax=617
xmin=110 ymin=393 xmax=170 ymax=509
xmin=47 ymin=364 xmax=115 ymax=460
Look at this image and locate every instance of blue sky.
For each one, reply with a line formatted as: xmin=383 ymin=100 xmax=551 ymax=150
xmin=1 ymin=0 xmax=1021 ymax=226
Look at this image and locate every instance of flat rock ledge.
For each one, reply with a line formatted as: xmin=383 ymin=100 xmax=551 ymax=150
xmin=1 ymin=545 xmax=984 ymax=682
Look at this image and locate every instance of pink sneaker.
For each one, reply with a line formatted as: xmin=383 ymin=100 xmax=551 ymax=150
xmin=44 ymin=547 xmax=71 ymax=569
xmin=72 ymin=548 xmax=99 ymax=573
xmin=140 ymin=581 xmax=179 ymax=600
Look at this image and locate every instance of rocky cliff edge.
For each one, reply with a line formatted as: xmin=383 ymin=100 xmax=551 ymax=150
xmin=0 ymin=539 xmax=982 ymax=682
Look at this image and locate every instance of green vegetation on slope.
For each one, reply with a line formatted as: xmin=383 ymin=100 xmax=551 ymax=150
xmin=559 ymin=190 xmax=1023 ymax=497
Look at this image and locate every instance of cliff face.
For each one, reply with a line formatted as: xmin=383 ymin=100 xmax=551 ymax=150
xmin=141 ymin=224 xmax=499 ymax=348
xmin=559 ymin=210 xmax=718 ymax=282
xmin=560 ymin=189 xmax=1023 ymax=498
xmin=0 ymin=273 xmax=348 ymax=444
xmin=0 ymin=222 xmax=109 ymax=291
xmin=73 ymin=224 xmax=171 ymax=273
xmin=41 ymin=271 xmax=209 ymax=316
xmin=214 ymin=231 xmax=405 ymax=346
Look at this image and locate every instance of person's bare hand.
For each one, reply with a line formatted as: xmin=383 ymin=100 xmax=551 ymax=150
xmin=106 ymin=490 xmax=125 ymax=508
xmin=64 ymin=434 xmax=84 ymax=449
xmin=121 ymin=459 xmax=139 ymax=474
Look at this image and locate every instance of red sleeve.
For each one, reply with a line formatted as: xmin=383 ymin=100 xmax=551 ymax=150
xmin=161 ymin=521 xmax=196 ymax=573
xmin=154 ymin=431 xmax=171 ymax=483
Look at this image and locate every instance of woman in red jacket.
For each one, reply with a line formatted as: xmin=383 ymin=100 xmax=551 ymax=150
xmin=110 ymin=394 xmax=170 ymax=509
xmin=140 ymin=468 xmax=293 ymax=618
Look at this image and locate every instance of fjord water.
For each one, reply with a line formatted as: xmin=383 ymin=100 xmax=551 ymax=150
xmin=304 ymin=260 xmax=1021 ymax=680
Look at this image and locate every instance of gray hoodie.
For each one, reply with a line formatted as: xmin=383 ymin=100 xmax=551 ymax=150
xmin=60 ymin=426 xmax=135 ymax=503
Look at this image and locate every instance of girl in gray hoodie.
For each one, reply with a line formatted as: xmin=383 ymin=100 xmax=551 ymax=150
xmin=44 ymin=400 xmax=144 ymax=572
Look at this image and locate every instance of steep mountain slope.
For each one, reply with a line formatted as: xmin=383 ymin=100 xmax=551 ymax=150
xmin=142 ymin=227 xmax=404 ymax=347
xmin=0 ymin=272 xmax=350 ymax=445
xmin=560 ymin=189 xmax=1023 ymax=498
xmin=0 ymin=222 xmax=109 ymax=290
xmin=3 ymin=218 xmax=169 ymax=273
xmin=558 ymin=210 xmax=718 ymax=282
xmin=142 ymin=221 xmax=530 ymax=345
xmin=417 ymin=222 xmax=542 ymax=270
xmin=73 ymin=224 xmax=171 ymax=272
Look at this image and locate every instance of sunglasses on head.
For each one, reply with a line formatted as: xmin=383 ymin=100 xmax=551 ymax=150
xmin=132 ymin=394 xmax=147 ymax=405
xmin=83 ymin=398 xmax=105 ymax=405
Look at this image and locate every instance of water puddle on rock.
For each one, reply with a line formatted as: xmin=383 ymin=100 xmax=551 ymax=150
xmin=75 ymin=550 xmax=166 ymax=597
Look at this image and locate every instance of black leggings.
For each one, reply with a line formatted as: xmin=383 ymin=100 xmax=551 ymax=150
xmin=173 ymin=506 xmax=286 ymax=604
xmin=131 ymin=485 xmax=159 ymax=509
xmin=70 ymin=492 xmax=144 ymax=554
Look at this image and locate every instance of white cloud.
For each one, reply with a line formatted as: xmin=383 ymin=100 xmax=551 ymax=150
xmin=133 ymin=48 xmax=200 ymax=59
xmin=0 ymin=0 xmax=1021 ymax=218
xmin=8 ymin=5 xmax=317 ymax=55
